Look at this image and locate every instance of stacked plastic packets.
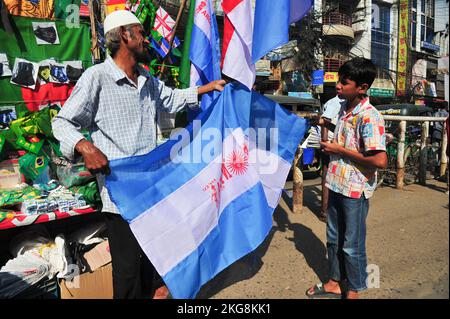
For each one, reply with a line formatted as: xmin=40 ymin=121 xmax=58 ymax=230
xmin=306 ymin=126 xmax=321 ymax=148
xmin=21 ymin=182 xmax=88 ymax=215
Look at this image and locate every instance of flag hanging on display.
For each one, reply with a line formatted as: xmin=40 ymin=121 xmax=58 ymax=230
xmin=221 ymin=0 xmax=255 ymax=90
xmin=150 ymin=30 xmax=181 ymax=58
xmin=189 ymin=0 xmax=222 ymax=112
xmin=252 ymin=0 xmax=312 ymax=63
xmin=153 ymin=6 xmax=176 ymax=41
xmin=106 ymin=83 xmax=308 ymax=299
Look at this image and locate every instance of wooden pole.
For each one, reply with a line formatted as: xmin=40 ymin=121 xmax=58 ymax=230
xmin=396 ymin=120 xmax=406 ymax=189
xmin=440 ymin=119 xmax=448 ymax=177
xmin=89 ymin=0 xmax=101 ymax=62
xmin=158 ymin=0 xmax=186 ymax=78
xmin=419 ymin=121 xmax=429 ymax=185
xmin=293 ymin=147 xmax=303 ymax=214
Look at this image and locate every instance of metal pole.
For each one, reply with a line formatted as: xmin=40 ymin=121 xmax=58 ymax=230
xmin=293 ymin=147 xmax=303 ymax=214
xmin=419 ymin=121 xmax=429 ymax=185
xmin=440 ymin=119 xmax=448 ymax=177
xmin=396 ymin=120 xmax=406 ymax=189
xmin=383 ymin=115 xmax=447 ymax=122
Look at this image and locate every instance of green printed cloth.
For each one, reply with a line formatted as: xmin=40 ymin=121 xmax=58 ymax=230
xmin=0 ymin=185 xmax=41 ymax=207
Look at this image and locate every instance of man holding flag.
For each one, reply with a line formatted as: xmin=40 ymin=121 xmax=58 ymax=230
xmin=102 ymin=0 xmax=313 ymax=298
xmin=52 ymin=10 xmax=225 ymax=299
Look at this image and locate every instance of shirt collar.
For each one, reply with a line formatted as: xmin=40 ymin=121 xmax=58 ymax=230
xmin=105 ymin=55 xmax=151 ymax=84
xmin=105 ymin=56 xmax=127 ymax=83
xmin=351 ymin=97 xmax=370 ymax=115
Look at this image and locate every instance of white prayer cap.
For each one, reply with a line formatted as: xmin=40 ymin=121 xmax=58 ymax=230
xmin=104 ymin=10 xmax=141 ymax=35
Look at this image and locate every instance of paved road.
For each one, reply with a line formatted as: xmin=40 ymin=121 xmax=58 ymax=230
xmin=197 ymin=177 xmax=449 ymax=299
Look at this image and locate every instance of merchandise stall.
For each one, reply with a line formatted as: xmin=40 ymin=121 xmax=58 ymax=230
xmin=0 ymin=0 xmax=109 ymax=299
xmin=0 ymin=0 xmax=197 ymax=299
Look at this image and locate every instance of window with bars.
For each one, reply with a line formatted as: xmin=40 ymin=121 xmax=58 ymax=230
xmin=419 ymin=0 xmax=435 ymax=44
xmin=371 ymin=4 xmax=391 ymax=72
xmin=411 ymin=10 xmax=417 ymax=48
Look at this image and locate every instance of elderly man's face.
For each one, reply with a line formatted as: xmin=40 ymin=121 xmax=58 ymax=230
xmin=125 ymin=24 xmax=151 ymax=63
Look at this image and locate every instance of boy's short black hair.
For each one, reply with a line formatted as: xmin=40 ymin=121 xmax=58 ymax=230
xmin=338 ymin=57 xmax=377 ymax=88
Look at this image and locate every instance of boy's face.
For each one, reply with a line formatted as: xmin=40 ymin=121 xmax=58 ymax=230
xmin=335 ymin=76 xmax=369 ymax=101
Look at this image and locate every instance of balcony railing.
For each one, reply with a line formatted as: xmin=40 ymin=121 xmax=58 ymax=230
xmin=324 ymin=57 xmax=349 ymax=72
xmin=323 ymin=12 xmax=353 ymax=27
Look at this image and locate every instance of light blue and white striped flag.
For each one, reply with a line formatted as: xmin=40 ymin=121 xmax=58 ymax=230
xmin=106 ymin=83 xmax=308 ymax=298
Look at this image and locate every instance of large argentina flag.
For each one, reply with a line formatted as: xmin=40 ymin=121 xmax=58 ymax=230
xmin=106 ymin=84 xmax=307 ymax=298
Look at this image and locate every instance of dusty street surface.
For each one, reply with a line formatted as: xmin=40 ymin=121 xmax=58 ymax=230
xmin=198 ymin=177 xmax=449 ymax=299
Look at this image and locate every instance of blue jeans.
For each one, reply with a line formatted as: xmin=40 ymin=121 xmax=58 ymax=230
xmin=326 ymin=190 xmax=369 ymax=292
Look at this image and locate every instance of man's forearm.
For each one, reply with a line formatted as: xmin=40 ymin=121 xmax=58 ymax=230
xmin=197 ymin=80 xmax=226 ymax=96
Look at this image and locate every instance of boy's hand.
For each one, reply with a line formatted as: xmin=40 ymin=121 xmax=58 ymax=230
xmin=320 ymin=140 xmax=343 ymax=155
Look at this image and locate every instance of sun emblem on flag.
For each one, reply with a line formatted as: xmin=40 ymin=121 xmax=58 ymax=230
xmin=225 ymin=150 xmax=248 ymax=175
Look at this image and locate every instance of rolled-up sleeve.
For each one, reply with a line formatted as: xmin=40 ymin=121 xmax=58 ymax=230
xmin=150 ymin=76 xmax=198 ymax=113
xmin=361 ymin=110 xmax=386 ymax=152
xmin=52 ymin=69 xmax=97 ymax=161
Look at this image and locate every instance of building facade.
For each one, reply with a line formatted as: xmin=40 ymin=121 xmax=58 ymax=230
xmin=162 ymin=0 xmax=449 ymax=106
xmin=318 ymin=0 xmax=448 ymax=106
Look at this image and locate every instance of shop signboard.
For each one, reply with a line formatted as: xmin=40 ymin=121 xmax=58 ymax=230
xmin=312 ymin=70 xmax=324 ymax=86
xmin=396 ymin=0 xmax=409 ymax=96
xmin=324 ymin=72 xmax=338 ymax=83
xmin=421 ymin=41 xmax=440 ymax=52
xmin=369 ymin=88 xmax=395 ymax=97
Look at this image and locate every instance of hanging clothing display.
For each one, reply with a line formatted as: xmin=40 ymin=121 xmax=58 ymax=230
xmin=50 ymin=63 xmax=68 ymax=83
xmin=63 ymin=61 xmax=83 ymax=82
xmin=32 ymin=22 xmax=60 ymax=45
xmin=10 ymin=58 xmax=38 ymax=89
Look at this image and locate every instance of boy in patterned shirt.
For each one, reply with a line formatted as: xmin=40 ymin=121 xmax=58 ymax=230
xmin=307 ymin=58 xmax=387 ymax=299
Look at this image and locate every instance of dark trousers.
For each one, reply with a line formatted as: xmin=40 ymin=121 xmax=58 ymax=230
xmin=104 ymin=212 xmax=158 ymax=299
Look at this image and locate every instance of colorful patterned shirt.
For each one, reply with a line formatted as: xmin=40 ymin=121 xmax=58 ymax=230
xmin=325 ymin=97 xmax=386 ymax=199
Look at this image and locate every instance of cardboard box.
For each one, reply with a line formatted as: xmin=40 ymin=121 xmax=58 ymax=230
xmin=0 ymin=159 xmax=25 ymax=190
xmin=83 ymin=240 xmax=111 ymax=272
xmin=59 ymin=262 xmax=113 ymax=299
